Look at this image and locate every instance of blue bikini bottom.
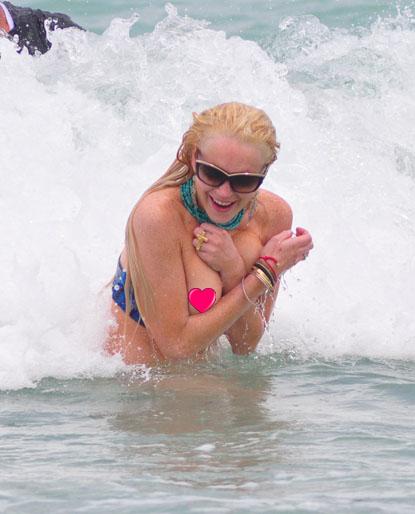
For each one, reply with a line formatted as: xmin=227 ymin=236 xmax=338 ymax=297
xmin=112 ymin=259 xmax=145 ymax=326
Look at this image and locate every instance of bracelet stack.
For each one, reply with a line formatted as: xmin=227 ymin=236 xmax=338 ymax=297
xmin=258 ymin=255 xmax=280 ymax=285
xmin=251 ymin=262 xmax=275 ymax=291
xmin=241 ymin=255 xmax=280 ymax=305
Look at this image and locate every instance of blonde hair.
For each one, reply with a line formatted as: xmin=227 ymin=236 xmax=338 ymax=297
xmin=124 ymin=102 xmax=280 ymax=324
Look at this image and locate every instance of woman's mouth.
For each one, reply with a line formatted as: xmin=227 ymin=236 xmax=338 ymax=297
xmin=209 ymin=195 xmax=236 ymax=212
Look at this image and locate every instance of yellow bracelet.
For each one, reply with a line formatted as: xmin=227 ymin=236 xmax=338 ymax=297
xmin=251 ymin=267 xmax=274 ymax=292
xmin=253 ymin=261 xmax=276 ymax=288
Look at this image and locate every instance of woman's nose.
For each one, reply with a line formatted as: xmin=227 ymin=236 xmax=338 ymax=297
xmin=215 ymin=179 xmax=233 ymax=197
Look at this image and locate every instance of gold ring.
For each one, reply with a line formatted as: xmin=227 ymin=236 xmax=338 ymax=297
xmin=196 ymin=238 xmax=208 ymax=251
xmin=196 ymin=231 xmax=208 ymax=251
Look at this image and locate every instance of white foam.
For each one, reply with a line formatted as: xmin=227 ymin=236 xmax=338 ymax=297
xmin=0 ymin=6 xmax=414 ymax=389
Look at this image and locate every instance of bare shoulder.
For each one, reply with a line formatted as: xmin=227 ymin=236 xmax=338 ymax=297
xmin=131 ymin=188 xmax=183 ymax=239
xmin=256 ymin=189 xmax=293 ymax=239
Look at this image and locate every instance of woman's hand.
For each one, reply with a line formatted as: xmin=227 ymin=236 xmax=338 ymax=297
xmin=192 ymin=223 xmax=245 ymax=280
xmin=261 ymin=227 xmax=313 ymax=275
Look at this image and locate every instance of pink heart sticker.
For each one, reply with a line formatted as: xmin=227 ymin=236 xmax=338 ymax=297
xmin=188 ymin=288 xmax=216 ymax=313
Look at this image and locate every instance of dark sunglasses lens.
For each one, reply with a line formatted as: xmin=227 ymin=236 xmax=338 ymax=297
xmin=196 ymin=162 xmax=264 ymax=193
xmin=230 ymin=175 xmax=263 ymax=193
xmin=197 ymin=163 xmax=225 ymax=186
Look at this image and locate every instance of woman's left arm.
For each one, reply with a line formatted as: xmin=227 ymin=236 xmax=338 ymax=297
xmin=221 ymin=267 xmax=279 ymax=355
xmin=193 ymin=194 xmax=296 ymax=354
xmin=192 ymin=223 xmax=263 ymax=352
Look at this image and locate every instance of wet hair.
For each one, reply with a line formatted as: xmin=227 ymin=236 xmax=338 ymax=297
xmin=124 ymin=102 xmax=280 ymax=324
xmin=147 ymin=101 xmax=279 ymax=193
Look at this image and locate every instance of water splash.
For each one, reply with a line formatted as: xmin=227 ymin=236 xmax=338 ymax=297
xmin=1 ymin=5 xmax=414 ymax=389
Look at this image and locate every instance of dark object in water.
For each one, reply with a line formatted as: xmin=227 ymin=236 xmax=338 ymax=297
xmin=3 ymin=1 xmax=84 ymax=55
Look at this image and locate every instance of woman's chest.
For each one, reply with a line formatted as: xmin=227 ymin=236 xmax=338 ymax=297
xmin=181 ymin=226 xmax=263 ymax=315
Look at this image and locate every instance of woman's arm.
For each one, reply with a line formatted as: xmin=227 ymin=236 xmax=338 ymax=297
xmin=226 ymin=226 xmax=314 ymax=355
xmin=194 ymin=193 xmax=295 ymax=354
xmin=226 ymin=196 xmax=294 ymax=353
xmin=132 ymin=197 xmax=269 ymax=360
xmin=132 ymin=193 xmax=312 ymax=361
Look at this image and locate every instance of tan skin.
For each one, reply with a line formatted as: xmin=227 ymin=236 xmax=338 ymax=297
xmin=0 ymin=7 xmax=10 ymax=33
xmin=107 ymin=134 xmax=313 ymax=365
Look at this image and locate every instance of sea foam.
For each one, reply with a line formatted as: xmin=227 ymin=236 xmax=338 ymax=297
xmin=0 ymin=5 xmax=414 ymax=389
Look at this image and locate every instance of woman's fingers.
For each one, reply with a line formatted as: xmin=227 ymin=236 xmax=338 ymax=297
xmin=270 ymin=229 xmax=293 ymax=245
xmin=195 ymin=223 xmax=225 ymax=238
xmin=261 ymin=227 xmax=314 ymax=272
xmin=295 ymin=226 xmax=308 ymax=237
xmin=292 ymin=228 xmax=313 ymax=252
xmin=290 ymin=230 xmax=313 ymax=263
xmin=193 ymin=223 xmax=313 ymax=271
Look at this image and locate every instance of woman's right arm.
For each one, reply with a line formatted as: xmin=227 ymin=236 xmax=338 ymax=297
xmin=132 ymin=198 xmax=269 ymax=360
xmin=133 ymin=197 xmax=312 ymax=360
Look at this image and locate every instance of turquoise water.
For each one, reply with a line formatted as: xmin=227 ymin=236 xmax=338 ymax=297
xmin=2 ymin=357 xmax=415 ymax=513
xmin=28 ymin=0 xmax=404 ymax=38
xmin=1 ymin=1 xmax=415 ymax=512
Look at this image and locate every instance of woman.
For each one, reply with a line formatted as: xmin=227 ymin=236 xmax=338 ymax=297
xmin=107 ymin=102 xmax=313 ymax=365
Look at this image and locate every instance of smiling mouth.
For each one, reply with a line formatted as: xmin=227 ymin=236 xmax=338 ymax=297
xmin=209 ymin=195 xmax=236 ymax=212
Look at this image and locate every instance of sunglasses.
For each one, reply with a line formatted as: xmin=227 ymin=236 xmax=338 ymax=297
xmin=195 ymin=159 xmax=268 ymax=193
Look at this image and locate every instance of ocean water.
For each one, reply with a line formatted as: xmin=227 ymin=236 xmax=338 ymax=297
xmin=1 ymin=1 xmax=415 ymax=512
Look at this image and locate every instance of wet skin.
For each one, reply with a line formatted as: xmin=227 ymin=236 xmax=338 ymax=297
xmin=0 ymin=7 xmax=10 ymax=33
xmin=107 ymin=135 xmax=313 ymax=365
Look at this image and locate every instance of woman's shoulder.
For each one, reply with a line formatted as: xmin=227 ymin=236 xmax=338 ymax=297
xmin=257 ymin=189 xmax=293 ymax=238
xmin=132 ymin=187 xmax=184 ymax=233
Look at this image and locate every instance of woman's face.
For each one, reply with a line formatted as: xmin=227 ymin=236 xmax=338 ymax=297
xmin=191 ymin=135 xmax=268 ymax=225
